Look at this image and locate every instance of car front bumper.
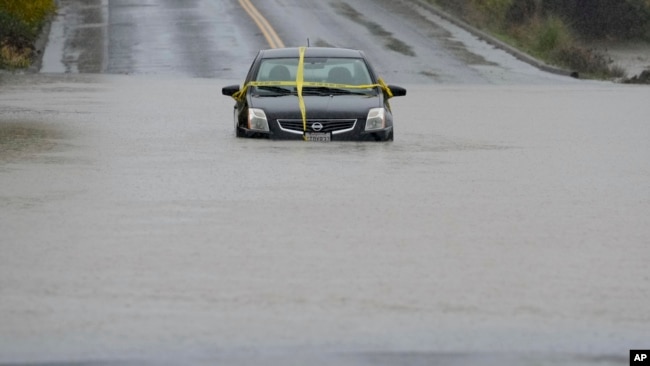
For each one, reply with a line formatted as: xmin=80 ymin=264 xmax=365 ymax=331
xmin=237 ymin=125 xmax=393 ymax=141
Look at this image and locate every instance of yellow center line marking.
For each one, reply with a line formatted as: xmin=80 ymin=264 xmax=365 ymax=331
xmin=238 ymin=0 xmax=285 ymax=49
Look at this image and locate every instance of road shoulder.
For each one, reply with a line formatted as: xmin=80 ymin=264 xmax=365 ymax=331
xmin=36 ymin=0 xmax=107 ymax=73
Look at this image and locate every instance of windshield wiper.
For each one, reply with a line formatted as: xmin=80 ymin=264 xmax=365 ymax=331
xmin=254 ymin=85 xmax=296 ymax=96
xmin=302 ymin=86 xmax=373 ymax=96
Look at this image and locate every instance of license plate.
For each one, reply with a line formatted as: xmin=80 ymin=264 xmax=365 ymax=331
xmin=304 ymin=132 xmax=331 ymax=142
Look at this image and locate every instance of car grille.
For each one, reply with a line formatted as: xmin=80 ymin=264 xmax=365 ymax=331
xmin=277 ymin=119 xmax=357 ymax=134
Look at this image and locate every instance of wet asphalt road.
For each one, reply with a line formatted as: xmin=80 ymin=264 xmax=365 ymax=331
xmin=105 ymin=0 xmax=263 ymax=77
xmin=42 ymin=0 xmax=571 ymax=83
xmin=2 ymin=0 xmax=650 ymax=365
xmin=251 ymin=0 xmax=570 ymax=84
xmin=42 ymin=0 xmax=264 ymax=76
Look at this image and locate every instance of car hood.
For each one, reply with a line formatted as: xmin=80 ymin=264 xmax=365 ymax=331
xmin=249 ymin=94 xmax=381 ymax=119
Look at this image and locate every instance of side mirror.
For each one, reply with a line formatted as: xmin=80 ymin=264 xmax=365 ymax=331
xmin=222 ymin=85 xmax=241 ymax=97
xmin=387 ymin=85 xmax=406 ymax=97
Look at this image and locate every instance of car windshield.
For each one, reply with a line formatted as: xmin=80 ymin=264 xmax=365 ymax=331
xmin=252 ymin=57 xmax=376 ymax=96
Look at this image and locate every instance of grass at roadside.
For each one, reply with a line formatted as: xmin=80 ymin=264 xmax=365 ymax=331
xmin=422 ymin=0 xmax=629 ymax=80
xmin=497 ymin=14 xmax=626 ymax=79
xmin=0 ymin=0 xmax=56 ymax=70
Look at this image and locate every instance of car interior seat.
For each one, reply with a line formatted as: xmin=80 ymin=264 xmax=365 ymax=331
xmin=327 ymin=67 xmax=353 ymax=85
xmin=268 ymin=65 xmax=291 ymax=81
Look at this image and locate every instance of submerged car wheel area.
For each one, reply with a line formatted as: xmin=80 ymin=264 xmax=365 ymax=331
xmin=222 ymin=47 xmax=406 ymax=141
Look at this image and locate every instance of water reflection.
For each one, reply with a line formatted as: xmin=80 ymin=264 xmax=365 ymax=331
xmin=0 ymin=121 xmax=64 ymax=163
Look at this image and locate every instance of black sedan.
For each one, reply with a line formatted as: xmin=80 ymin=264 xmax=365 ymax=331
xmin=222 ymin=47 xmax=406 ymax=141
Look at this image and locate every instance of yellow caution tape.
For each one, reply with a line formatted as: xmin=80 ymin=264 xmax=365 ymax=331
xmin=377 ymin=77 xmax=393 ymax=98
xmin=229 ymin=47 xmax=395 ymax=139
xmin=234 ymin=80 xmax=387 ymax=94
xmin=297 ymin=47 xmax=307 ymax=139
xmin=232 ymin=80 xmax=393 ymax=100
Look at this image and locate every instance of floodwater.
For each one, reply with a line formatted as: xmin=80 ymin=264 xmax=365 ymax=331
xmin=1 ymin=73 xmax=649 ymax=365
xmin=2 ymin=0 xmax=649 ymax=364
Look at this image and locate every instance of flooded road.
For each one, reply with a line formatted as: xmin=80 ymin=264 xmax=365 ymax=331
xmin=2 ymin=0 xmax=650 ymax=364
xmin=1 ymin=73 xmax=649 ymax=365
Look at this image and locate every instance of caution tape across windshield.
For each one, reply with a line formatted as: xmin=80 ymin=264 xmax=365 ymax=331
xmin=230 ymin=47 xmax=394 ymax=140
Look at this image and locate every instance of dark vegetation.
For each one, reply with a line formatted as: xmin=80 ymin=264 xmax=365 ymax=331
xmin=426 ymin=0 xmax=650 ymax=80
xmin=0 ymin=0 xmax=56 ymax=69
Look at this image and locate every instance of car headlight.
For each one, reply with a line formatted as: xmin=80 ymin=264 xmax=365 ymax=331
xmin=365 ymin=107 xmax=385 ymax=131
xmin=248 ymin=108 xmax=269 ymax=131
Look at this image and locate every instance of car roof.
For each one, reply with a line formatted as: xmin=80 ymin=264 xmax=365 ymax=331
xmin=258 ymin=47 xmax=365 ymax=59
